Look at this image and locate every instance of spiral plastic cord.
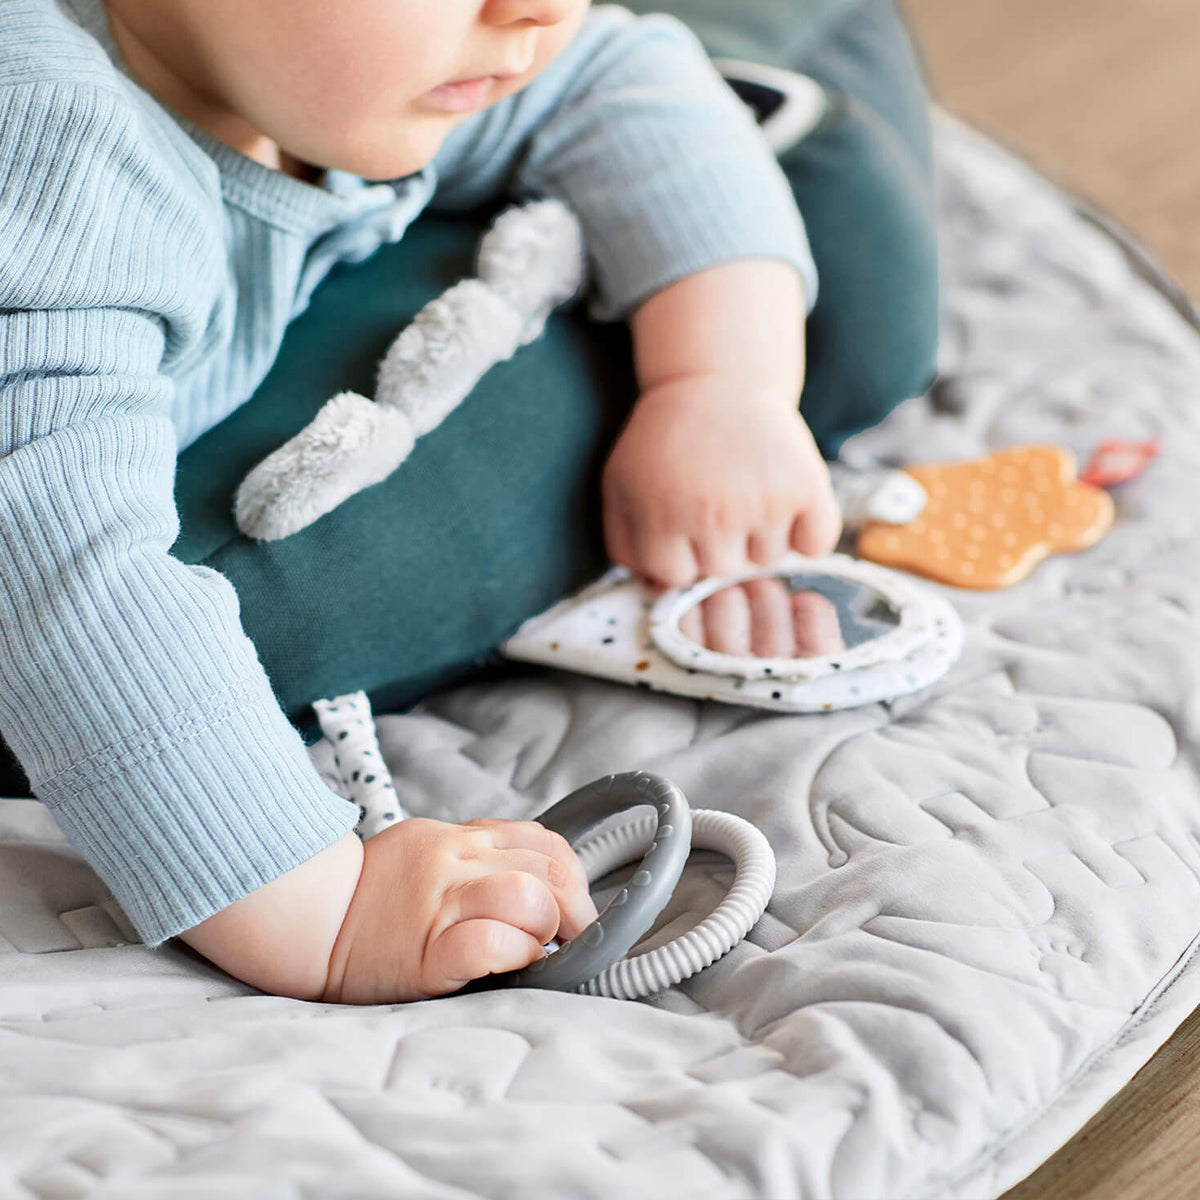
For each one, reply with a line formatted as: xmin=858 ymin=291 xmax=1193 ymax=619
xmin=573 ymin=809 xmax=776 ymax=1001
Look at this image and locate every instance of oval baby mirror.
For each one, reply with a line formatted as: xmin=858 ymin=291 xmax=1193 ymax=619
xmin=647 ymin=553 xmax=963 ymax=709
xmin=672 ymin=572 xmax=901 ymax=665
xmin=501 ymin=553 xmax=963 ymax=715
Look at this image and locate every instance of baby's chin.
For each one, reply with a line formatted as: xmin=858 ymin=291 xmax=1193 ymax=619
xmin=288 ymin=117 xmax=463 ymax=183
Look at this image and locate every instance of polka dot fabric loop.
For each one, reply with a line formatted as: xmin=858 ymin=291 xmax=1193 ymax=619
xmin=312 ymin=691 xmax=404 ymax=839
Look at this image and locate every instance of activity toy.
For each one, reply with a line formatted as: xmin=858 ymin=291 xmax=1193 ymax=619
xmin=502 ymin=554 xmax=963 ymax=714
xmin=314 ymin=692 xmax=776 ymax=1000
xmin=856 ymin=444 xmax=1115 ymax=588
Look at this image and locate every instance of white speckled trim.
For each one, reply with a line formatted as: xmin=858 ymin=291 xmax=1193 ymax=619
xmin=503 ymin=555 xmax=964 ymax=714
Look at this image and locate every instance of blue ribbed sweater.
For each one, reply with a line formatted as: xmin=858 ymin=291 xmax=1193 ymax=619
xmin=0 ymin=0 xmax=818 ymax=945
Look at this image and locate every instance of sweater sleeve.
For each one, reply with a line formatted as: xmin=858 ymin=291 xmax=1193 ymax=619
xmin=428 ymin=4 xmax=819 ymax=322
xmin=0 ymin=81 xmax=360 ymax=947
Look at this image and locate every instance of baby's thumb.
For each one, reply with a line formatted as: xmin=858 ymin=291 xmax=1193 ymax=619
xmin=789 ymin=494 xmax=843 ymax=557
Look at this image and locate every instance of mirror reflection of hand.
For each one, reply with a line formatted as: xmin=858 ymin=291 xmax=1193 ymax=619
xmin=677 ymin=580 xmax=846 ymax=660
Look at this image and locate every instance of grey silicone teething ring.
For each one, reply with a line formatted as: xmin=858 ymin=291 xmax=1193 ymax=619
xmin=509 ymin=771 xmax=693 ymax=992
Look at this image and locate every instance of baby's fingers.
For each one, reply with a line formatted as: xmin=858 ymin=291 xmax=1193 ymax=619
xmin=744 ymin=577 xmax=797 ymax=658
xmin=426 ymin=919 xmax=545 ymax=992
xmin=789 ymin=489 xmax=843 ymax=558
xmin=699 ymin=584 xmax=752 ymax=656
xmin=462 ymin=820 xmax=598 ymax=938
xmin=630 ymin=528 xmax=700 ymax=589
xmin=693 ymin=531 xmax=751 ymax=581
xmin=448 ymin=871 xmax=561 ymax=946
xmin=489 ymin=849 xmax=598 ymax=940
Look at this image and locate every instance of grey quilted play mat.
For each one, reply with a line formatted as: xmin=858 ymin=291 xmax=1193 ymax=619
xmin=4 ymin=112 xmax=1200 ymax=1199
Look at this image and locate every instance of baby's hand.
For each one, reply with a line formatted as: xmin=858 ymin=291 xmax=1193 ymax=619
xmin=320 ymin=817 xmax=598 ymax=1005
xmin=601 ymin=375 xmax=842 ymax=588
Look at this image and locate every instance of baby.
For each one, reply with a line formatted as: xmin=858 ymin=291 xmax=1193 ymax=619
xmin=0 ymin=0 xmax=854 ymax=1003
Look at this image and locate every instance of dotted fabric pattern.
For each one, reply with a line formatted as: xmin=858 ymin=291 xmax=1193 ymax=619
xmin=313 ymin=691 xmax=405 ymax=839
xmin=2 ymin=115 xmax=1200 ymax=1199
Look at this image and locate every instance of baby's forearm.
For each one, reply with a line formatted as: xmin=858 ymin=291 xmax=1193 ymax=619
xmin=630 ymin=258 xmax=807 ymax=402
xmin=179 ymin=832 xmax=364 ymax=1001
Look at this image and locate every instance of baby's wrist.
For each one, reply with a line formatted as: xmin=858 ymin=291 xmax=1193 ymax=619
xmin=178 ymin=832 xmax=364 ymax=1001
xmin=630 ymin=259 xmax=806 ymax=401
xmin=634 ymin=369 xmax=803 ymax=421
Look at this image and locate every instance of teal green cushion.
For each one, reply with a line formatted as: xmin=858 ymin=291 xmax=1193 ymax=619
xmin=172 ymin=210 xmax=636 ymax=729
xmin=622 ymin=0 xmax=865 ymax=65
xmin=172 ymin=212 xmax=618 ymax=565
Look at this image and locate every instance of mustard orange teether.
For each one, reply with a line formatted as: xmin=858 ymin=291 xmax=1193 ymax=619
xmin=856 ymin=445 xmax=1114 ymax=589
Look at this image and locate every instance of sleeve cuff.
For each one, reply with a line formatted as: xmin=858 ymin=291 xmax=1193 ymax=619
xmin=33 ymin=673 xmax=361 ymax=947
xmin=546 ymin=17 xmax=820 ymax=323
xmin=584 ymin=214 xmax=819 ymax=327
xmin=573 ymin=107 xmax=819 ymax=323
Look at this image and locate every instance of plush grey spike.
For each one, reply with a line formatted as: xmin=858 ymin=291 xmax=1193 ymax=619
xmin=233 ymin=198 xmax=589 ymax=541
xmin=476 ymin=198 xmax=588 ymax=344
xmin=373 ymin=279 xmax=523 ymax=436
xmin=235 ymin=392 xmax=415 ymax=541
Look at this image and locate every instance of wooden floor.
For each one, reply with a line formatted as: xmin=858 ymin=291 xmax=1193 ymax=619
xmin=902 ymin=0 xmax=1200 ymax=301
xmin=896 ymin=3 xmax=1200 ymax=1197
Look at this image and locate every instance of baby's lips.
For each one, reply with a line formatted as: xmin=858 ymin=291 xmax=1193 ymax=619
xmin=856 ymin=444 xmax=1116 ymax=589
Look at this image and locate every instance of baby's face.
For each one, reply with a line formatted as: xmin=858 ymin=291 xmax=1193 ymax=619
xmin=105 ymin=0 xmax=590 ymax=179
